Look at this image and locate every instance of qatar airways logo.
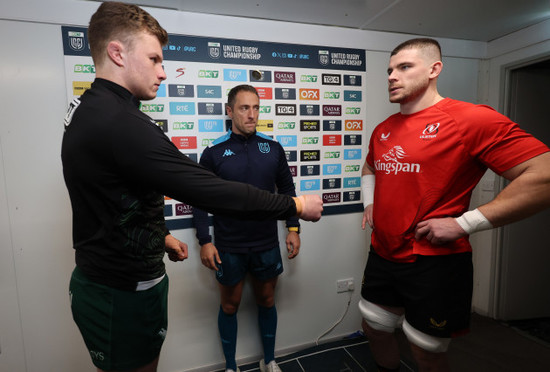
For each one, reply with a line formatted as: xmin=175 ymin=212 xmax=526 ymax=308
xmin=374 ymin=146 xmax=421 ymax=175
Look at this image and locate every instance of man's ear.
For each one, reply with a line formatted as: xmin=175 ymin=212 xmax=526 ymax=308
xmin=429 ymin=61 xmax=443 ymax=79
xmin=106 ymin=40 xmax=125 ymax=67
xmin=226 ymin=104 xmax=233 ymax=119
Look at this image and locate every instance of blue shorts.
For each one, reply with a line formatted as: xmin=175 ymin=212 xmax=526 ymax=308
xmin=216 ymin=247 xmax=283 ymax=286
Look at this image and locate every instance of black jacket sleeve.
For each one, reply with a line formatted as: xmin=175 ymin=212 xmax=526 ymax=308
xmin=112 ymin=113 xmax=297 ymax=221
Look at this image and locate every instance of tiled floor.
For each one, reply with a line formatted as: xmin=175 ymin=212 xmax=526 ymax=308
xmin=212 ymin=313 xmax=550 ymax=372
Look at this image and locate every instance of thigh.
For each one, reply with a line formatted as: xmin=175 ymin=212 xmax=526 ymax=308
xmin=401 ymin=252 xmax=473 ymax=338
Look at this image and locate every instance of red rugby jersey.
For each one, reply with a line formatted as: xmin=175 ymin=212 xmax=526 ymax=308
xmin=366 ymin=98 xmax=549 ymax=262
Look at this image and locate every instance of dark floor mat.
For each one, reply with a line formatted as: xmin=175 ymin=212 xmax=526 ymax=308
xmin=506 ymin=317 xmax=550 ymax=344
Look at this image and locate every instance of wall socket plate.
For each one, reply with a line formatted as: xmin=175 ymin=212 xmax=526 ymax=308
xmin=336 ymin=278 xmax=354 ymax=293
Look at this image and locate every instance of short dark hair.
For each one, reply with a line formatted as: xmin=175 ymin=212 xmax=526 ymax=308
xmin=227 ymin=85 xmax=259 ymax=108
xmin=88 ymin=1 xmax=168 ymax=65
xmin=391 ymin=38 xmax=442 ymax=60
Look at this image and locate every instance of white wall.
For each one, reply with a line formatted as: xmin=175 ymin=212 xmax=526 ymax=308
xmin=0 ymin=1 xmax=498 ymax=371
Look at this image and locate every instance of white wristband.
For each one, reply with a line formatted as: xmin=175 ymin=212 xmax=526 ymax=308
xmin=362 ymin=175 xmax=375 ymax=209
xmin=455 ymin=208 xmax=493 ymax=235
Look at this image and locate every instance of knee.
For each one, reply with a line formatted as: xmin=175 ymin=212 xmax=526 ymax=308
xmin=255 ymin=294 xmax=275 ymax=308
xmin=359 ymin=299 xmax=402 ymax=334
xmin=221 ymin=302 xmax=239 ymax=315
xmin=402 ymin=319 xmax=451 ymax=353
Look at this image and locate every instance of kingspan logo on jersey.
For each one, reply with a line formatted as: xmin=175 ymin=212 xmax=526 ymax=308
xmin=375 ymin=146 xmax=421 ymax=175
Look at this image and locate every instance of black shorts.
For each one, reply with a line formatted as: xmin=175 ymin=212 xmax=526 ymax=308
xmin=361 ymin=249 xmax=473 ymax=338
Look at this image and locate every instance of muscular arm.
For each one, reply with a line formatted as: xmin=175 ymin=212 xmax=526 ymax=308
xmin=416 ymin=152 xmax=550 ymax=243
xmin=479 ymin=152 xmax=550 ymax=226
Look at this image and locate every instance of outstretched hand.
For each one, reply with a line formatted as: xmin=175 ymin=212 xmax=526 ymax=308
xmin=295 ymin=195 xmax=323 ymax=222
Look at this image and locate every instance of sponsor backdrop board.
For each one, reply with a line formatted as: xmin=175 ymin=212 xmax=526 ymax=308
xmin=62 ymin=27 xmax=367 ymax=229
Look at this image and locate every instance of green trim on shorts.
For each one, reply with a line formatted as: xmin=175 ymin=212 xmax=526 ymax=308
xmin=69 ymin=266 xmax=168 ymax=370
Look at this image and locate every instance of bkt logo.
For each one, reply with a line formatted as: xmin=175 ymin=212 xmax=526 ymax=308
xmin=302 ymin=137 xmax=319 ymax=145
xmin=299 ymin=89 xmax=320 ymax=100
xmin=324 ymin=151 xmax=341 ymax=159
xmin=344 ymin=90 xmax=362 ymax=101
xmin=345 ymin=165 xmax=361 ymax=172
xmin=323 ymin=164 xmax=342 ymax=175
xmin=276 ymin=135 xmax=297 ymax=147
xmin=324 ymin=92 xmax=340 ymax=99
xmin=224 ymin=69 xmax=247 ymax=81
xmin=260 ymin=106 xmax=271 ymax=114
xmin=345 ymin=120 xmax=363 ymax=131
xmin=141 ymin=103 xmax=164 ymax=112
xmin=173 ymin=121 xmax=194 ymax=130
xmin=202 ymin=138 xmax=215 ymax=146
xmin=278 ymin=122 xmax=296 ymax=130
xmin=175 ymin=203 xmax=193 ymax=216
xmin=276 ymin=104 xmax=296 ymax=115
xmin=300 ymin=179 xmax=320 ymax=191
xmin=170 ymin=102 xmax=195 ymax=115
xmin=300 ymin=75 xmax=318 ymax=83
xmin=344 ymin=149 xmax=362 ymax=160
xmin=344 ymin=177 xmax=361 ymax=188
xmin=74 ymin=64 xmax=95 ymax=73
xmin=198 ymin=119 xmax=223 ymax=132
xmin=322 ymin=74 xmax=341 ymax=85
xmin=197 ymin=85 xmax=222 ymax=98
xmin=198 ymin=70 xmax=219 ymax=78
xmin=346 ymin=107 xmax=361 ymax=114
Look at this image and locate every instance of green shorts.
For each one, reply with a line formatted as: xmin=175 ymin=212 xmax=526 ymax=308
xmin=69 ymin=266 xmax=168 ymax=370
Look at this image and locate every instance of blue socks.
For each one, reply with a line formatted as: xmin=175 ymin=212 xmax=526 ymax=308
xmin=258 ymin=305 xmax=277 ymax=364
xmin=218 ymin=306 xmax=238 ymax=370
xmin=218 ymin=304 xmax=278 ymax=369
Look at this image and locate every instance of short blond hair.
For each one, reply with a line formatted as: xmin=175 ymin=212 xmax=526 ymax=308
xmin=88 ymin=2 xmax=168 ymax=65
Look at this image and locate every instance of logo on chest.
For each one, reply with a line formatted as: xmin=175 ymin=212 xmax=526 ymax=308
xmin=258 ymin=142 xmax=271 ymax=154
xmin=420 ymin=123 xmax=440 ymax=140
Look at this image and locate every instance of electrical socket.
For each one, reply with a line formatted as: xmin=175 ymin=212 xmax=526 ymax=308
xmin=336 ymin=278 xmax=354 ymax=293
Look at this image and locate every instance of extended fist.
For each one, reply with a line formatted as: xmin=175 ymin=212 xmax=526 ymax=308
xmin=294 ymin=195 xmax=323 ymax=222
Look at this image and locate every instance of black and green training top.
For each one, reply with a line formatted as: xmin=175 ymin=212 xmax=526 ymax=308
xmin=61 ymin=78 xmax=297 ymax=290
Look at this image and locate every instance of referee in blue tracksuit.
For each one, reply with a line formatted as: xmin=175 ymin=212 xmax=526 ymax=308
xmin=193 ymin=85 xmax=300 ymax=372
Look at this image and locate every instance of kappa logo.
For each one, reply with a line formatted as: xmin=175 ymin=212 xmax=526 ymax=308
xmin=223 ymin=149 xmax=235 ymax=157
